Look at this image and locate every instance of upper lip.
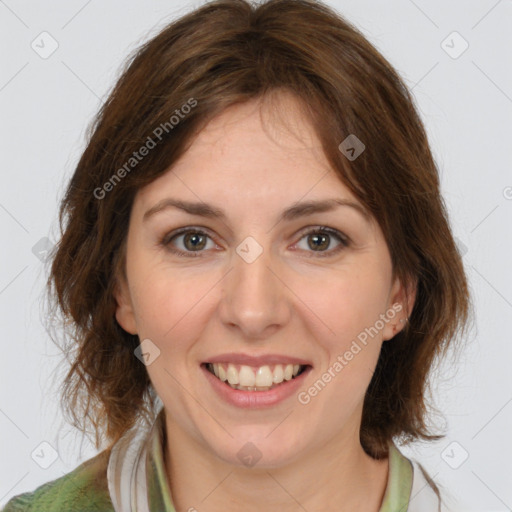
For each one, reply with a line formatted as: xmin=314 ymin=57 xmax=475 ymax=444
xmin=204 ymin=352 xmax=312 ymax=367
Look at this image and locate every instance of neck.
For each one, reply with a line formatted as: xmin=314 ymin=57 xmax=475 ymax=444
xmin=162 ymin=416 xmax=389 ymax=512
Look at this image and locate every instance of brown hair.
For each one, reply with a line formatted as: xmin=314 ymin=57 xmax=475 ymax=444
xmin=47 ymin=0 xmax=471 ymax=459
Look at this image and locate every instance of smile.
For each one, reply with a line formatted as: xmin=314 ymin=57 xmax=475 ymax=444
xmin=205 ymin=362 xmax=307 ymax=391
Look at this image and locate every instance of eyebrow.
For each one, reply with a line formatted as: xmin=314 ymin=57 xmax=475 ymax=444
xmin=143 ymin=197 xmax=370 ymax=224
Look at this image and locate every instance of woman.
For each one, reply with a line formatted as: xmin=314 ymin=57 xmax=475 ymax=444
xmin=2 ymin=0 xmax=470 ymax=510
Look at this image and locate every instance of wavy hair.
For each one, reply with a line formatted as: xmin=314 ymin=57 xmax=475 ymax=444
xmin=47 ymin=0 xmax=471 ymax=458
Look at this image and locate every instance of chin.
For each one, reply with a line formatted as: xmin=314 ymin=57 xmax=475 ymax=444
xmin=206 ymin=429 xmax=306 ymax=470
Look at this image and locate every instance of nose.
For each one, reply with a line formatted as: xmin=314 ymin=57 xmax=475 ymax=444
xmin=218 ymin=241 xmax=291 ymax=340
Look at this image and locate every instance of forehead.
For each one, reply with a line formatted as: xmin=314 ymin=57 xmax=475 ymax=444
xmin=134 ymin=92 xmax=360 ymax=213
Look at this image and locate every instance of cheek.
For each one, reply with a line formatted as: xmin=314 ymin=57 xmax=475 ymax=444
xmin=297 ymin=264 xmax=391 ymax=410
xmin=302 ymin=265 xmax=392 ymax=346
xmin=128 ymin=263 xmax=215 ymax=344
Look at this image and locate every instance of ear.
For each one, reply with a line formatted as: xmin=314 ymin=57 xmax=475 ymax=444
xmin=113 ymin=274 xmax=138 ymax=335
xmin=382 ymin=274 xmax=416 ymax=341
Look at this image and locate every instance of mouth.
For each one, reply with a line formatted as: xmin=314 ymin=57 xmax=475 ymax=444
xmin=202 ymin=362 xmax=310 ymax=392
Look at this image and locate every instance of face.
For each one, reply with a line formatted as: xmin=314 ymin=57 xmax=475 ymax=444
xmin=115 ymin=91 xmax=412 ymax=469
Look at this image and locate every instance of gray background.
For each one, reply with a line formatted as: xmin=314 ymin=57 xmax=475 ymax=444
xmin=1 ymin=0 xmax=511 ymax=509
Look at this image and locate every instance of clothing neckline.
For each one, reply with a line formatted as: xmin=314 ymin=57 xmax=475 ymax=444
xmin=108 ymin=406 xmax=414 ymax=511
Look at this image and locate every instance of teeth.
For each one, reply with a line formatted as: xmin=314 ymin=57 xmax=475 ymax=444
xmin=226 ymin=364 xmax=239 ymax=385
xmin=239 ymin=365 xmax=256 ymax=387
xmin=218 ymin=364 xmax=227 ymax=382
xmin=255 ymin=365 xmax=273 ymax=387
xmin=272 ymin=364 xmax=284 ymax=383
xmin=209 ymin=363 xmax=304 ymax=391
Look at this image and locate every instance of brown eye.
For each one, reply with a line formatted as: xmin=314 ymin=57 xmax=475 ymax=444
xmin=182 ymin=232 xmax=208 ymax=251
xmin=162 ymin=228 xmax=215 ymax=257
xmin=294 ymin=227 xmax=349 ymax=257
xmin=307 ymin=232 xmax=330 ymax=251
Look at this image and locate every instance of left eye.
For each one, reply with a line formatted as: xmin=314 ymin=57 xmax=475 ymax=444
xmin=293 ymin=227 xmax=348 ymax=256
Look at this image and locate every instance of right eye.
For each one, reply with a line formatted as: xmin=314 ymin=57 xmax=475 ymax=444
xmin=160 ymin=228 xmax=217 ymax=257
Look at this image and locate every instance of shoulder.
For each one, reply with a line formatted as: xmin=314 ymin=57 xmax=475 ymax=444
xmin=1 ymin=450 xmax=114 ymax=512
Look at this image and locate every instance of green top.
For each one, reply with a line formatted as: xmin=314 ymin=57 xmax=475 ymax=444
xmin=2 ymin=416 xmax=413 ymax=511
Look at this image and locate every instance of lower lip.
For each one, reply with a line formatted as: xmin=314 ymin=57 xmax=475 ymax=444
xmin=201 ymin=364 xmax=312 ymax=408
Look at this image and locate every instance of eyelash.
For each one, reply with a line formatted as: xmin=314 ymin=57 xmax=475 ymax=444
xmin=159 ymin=226 xmax=350 ymax=258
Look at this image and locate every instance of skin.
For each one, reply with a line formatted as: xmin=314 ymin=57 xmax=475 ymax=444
xmin=114 ymin=91 xmax=415 ymax=512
